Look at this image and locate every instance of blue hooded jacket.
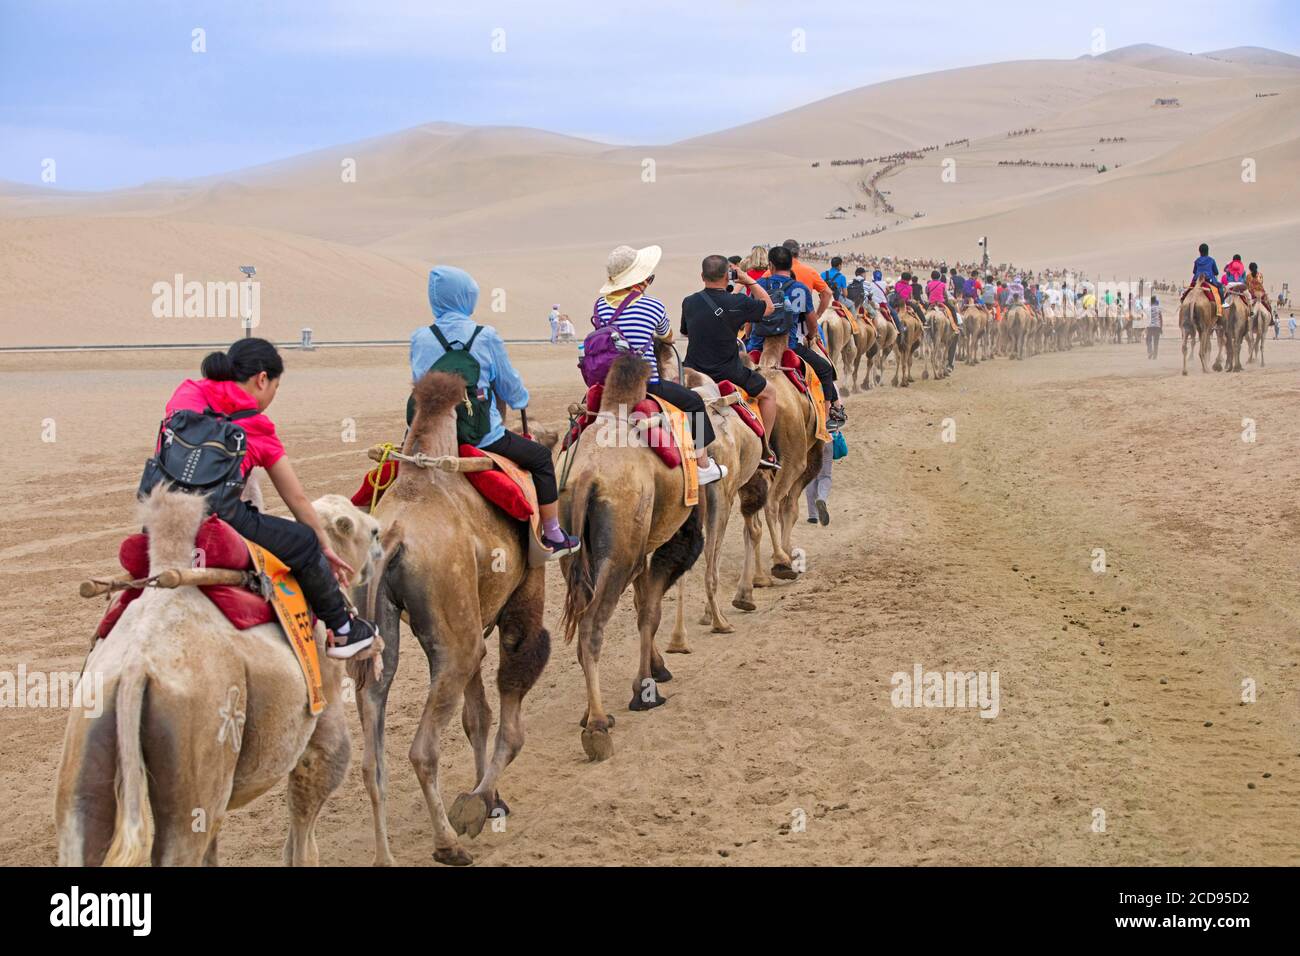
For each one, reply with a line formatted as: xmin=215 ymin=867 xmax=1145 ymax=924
xmin=410 ymin=266 xmax=529 ymax=448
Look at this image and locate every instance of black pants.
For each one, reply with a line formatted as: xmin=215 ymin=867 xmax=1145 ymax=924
xmin=220 ymin=500 xmax=350 ymax=632
xmin=792 ymin=343 xmax=839 ymax=402
xmin=646 ymin=378 xmax=716 ymax=450
xmin=481 ymin=429 xmax=559 ymax=505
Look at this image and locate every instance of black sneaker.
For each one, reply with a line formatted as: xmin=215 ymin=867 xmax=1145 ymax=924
xmin=806 ymin=516 xmax=818 ymax=524
xmin=815 ymin=499 xmax=830 ymax=526
xmin=327 ymin=615 xmax=377 ymax=660
xmin=759 ymin=451 xmax=782 ymax=470
xmin=542 ymin=531 xmax=581 ymax=560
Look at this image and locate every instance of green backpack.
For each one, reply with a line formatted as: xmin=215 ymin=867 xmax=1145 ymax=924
xmin=407 ymin=325 xmax=493 ymax=444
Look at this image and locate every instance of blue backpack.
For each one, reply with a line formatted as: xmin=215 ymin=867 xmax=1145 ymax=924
xmin=751 ymin=277 xmax=802 ymax=339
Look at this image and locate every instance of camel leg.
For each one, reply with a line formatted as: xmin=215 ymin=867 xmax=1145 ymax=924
xmin=732 ymin=508 xmax=762 ymax=611
xmin=357 ymin=589 xmax=402 ymax=866
xmin=450 ymin=568 xmax=550 ymax=839
xmin=668 ymin=578 xmax=691 ymax=653
xmin=629 ymin=511 xmax=700 ymax=711
xmin=407 ymin=589 xmax=483 ymax=866
xmin=460 ymin=665 xmax=492 ymax=800
xmin=704 ymin=491 xmax=735 ymax=633
xmin=284 ymin=694 xmax=350 ymax=867
xmin=577 ymin=563 xmax=632 ymax=761
xmin=409 ymin=640 xmax=480 ymax=866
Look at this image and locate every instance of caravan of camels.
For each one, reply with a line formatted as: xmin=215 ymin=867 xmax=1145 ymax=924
xmin=55 ymin=239 xmax=1280 ymax=867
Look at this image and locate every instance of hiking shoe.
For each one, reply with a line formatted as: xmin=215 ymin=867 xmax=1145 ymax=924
xmin=828 ymin=404 xmax=848 ymax=426
xmin=806 ymin=516 xmax=818 ymax=524
xmin=542 ymin=531 xmax=581 ymax=560
xmin=815 ymin=499 xmax=830 ymax=526
xmin=327 ymin=615 xmax=378 ymax=660
xmin=759 ymin=450 xmax=782 ymax=470
xmin=697 ymin=458 xmax=728 ymax=486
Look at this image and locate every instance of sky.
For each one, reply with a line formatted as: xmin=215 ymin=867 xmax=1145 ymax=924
xmin=2 ymin=0 xmax=1298 ymax=190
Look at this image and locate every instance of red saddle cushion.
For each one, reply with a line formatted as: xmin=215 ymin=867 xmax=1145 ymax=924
xmin=459 ymin=444 xmax=534 ymax=521
xmin=350 ymin=460 xmax=400 ymax=509
xmin=96 ymin=516 xmax=273 ymax=639
xmin=561 ymin=385 xmax=680 ymax=469
xmin=715 ymin=380 xmax=765 ymax=439
xmin=747 ymin=350 xmax=808 ymax=394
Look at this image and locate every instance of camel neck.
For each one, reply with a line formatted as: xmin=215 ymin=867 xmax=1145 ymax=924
xmin=405 ymin=411 xmax=459 ymax=458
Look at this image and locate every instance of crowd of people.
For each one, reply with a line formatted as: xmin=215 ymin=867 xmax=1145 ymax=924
xmin=140 ymin=236 xmax=1288 ymax=670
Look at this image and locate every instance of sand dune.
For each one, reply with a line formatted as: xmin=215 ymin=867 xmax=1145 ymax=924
xmin=2 ymin=44 xmax=1297 ymax=346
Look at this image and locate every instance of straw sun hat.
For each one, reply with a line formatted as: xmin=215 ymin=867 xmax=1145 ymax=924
xmin=600 ymin=244 xmax=662 ymax=295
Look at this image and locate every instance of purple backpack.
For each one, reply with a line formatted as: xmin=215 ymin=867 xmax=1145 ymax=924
xmin=579 ymin=290 xmax=642 ymax=388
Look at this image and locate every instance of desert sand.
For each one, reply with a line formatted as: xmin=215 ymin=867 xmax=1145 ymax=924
xmin=2 ymin=45 xmax=1297 ymax=347
xmin=2 ymin=338 xmax=1299 ymax=865
xmin=2 ymin=44 xmax=1299 ymax=867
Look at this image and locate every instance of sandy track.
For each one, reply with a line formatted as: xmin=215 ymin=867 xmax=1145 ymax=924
xmin=2 ymin=338 xmax=1298 ymax=866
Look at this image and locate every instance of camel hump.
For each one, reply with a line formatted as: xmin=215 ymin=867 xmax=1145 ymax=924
xmin=602 ymin=353 xmax=650 ymax=407
xmin=412 ymin=370 xmax=469 ymax=419
xmin=138 ymin=486 xmax=208 ymax=576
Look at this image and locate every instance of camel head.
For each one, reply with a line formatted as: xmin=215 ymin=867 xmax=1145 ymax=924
xmin=313 ymin=494 xmax=384 ymax=587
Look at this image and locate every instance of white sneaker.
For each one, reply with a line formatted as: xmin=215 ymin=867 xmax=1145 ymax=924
xmin=697 ymin=458 xmax=727 ymax=486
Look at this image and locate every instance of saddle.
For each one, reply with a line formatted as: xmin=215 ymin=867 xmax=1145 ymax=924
xmin=746 ymin=349 xmax=830 ymax=443
xmin=350 ymin=446 xmax=533 ymax=520
xmin=560 ymin=383 xmax=698 ymax=506
xmin=714 ymin=380 xmax=764 ymax=439
xmin=94 ymin=517 xmax=326 ymax=714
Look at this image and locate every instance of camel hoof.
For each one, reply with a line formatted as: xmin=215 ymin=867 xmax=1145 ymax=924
xmin=628 ymin=683 xmax=668 ymax=711
xmin=711 ymin=620 xmax=735 ymax=634
xmin=433 ymin=843 xmax=474 ymax=867
xmin=449 ymin=792 xmax=490 ymax=839
xmin=581 ymin=727 xmax=615 ymax=762
xmin=772 ymin=563 xmax=799 ymax=580
xmin=732 ymin=597 xmax=757 ymax=612
xmin=651 ymin=662 xmax=674 ymax=683
xmin=373 ymin=853 xmax=397 ymax=868
xmin=665 ymin=641 xmax=691 ymax=655
xmin=578 ymin=713 xmax=615 ymax=728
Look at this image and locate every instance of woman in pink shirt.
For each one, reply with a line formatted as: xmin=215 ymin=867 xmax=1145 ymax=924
xmin=158 ymin=338 xmax=376 ymax=659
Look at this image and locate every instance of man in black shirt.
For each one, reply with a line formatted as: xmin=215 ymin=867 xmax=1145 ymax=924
xmin=681 ymin=254 xmax=780 ymax=469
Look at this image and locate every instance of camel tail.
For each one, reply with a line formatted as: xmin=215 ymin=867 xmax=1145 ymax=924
xmin=102 ymin=658 xmax=153 ymax=867
xmin=561 ymin=475 xmax=597 ymax=644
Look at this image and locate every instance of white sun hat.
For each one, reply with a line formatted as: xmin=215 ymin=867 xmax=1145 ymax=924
xmin=600 ymin=244 xmax=662 ymax=295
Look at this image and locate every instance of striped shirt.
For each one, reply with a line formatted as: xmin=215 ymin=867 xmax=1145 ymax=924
xmin=593 ymin=292 xmax=670 ymax=383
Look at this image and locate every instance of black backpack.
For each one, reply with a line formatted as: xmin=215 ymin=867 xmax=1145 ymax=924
xmin=846 ymin=277 xmax=866 ymax=308
xmin=751 ymin=276 xmax=802 ymax=339
xmin=138 ymin=407 xmax=258 ymax=517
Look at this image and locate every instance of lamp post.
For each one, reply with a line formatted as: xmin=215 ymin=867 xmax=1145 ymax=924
xmin=239 ymin=265 xmax=256 ymax=337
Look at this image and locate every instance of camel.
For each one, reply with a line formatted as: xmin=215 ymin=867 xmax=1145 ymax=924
xmin=1219 ymin=290 xmax=1252 ymax=373
xmin=558 ymin=354 xmax=703 ymax=762
xmin=358 ymin=371 xmax=552 ymax=866
xmin=892 ymin=303 xmax=925 ymax=386
xmin=1247 ymin=297 xmax=1272 ymax=366
xmin=846 ymin=303 xmax=877 ymax=392
xmin=960 ymin=305 xmax=987 ymax=365
xmin=923 ymin=304 xmax=958 ymax=381
xmin=821 ymin=303 xmax=858 ymax=394
xmin=1005 ymin=304 xmax=1031 ymax=360
xmin=731 ymin=334 xmax=824 ymax=612
xmin=56 ymin=488 xmax=385 ymax=866
xmin=1180 ymin=280 xmax=1220 ymax=375
xmin=654 ymin=343 xmax=767 ymax=651
xmin=866 ymin=307 xmax=898 ymax=388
